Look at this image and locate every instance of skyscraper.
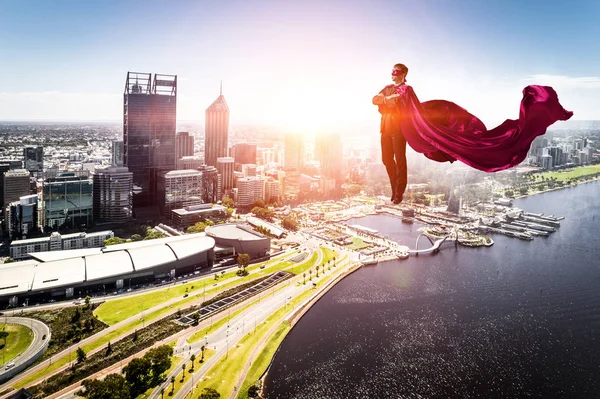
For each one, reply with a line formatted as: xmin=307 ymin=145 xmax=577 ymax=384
xmin=43 ymin=171 xmax=93 ymax=230
xmin=216 ymin=157 xmax=235 ymax=192
xmin=123 ymin=72 xmax=177 ymax=208
xmin=315 ymin=133 xmax=343 ymax=181
xmin=3 ymin=169 xmax=30 ymax=217
xmin=23 ymin=146 xmax=43 ymax=173
xmin=198 ymin=165 xmax=221 ymax=204
xmin=205 ymin=84 xmax=229 ymax=168
xmin=92 ymin=166 xmax=133 ymax=224
xmin=176 ymin=131 xmax=194 ymax=160
xmin=112 ymin=141 xmax=124 ymax=167
xmin=157 ymin=170 xmax=203 ymax=216
xmin=231 ymin=143 xmax=257 ymax=171
xmin=284 ymin=133 xmax=304 ymax=170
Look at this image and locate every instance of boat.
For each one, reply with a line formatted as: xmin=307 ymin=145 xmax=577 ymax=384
xmin=361 ymin=257 xmax=379 ymax=266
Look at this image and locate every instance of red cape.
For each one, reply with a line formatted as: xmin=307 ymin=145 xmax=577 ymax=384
xmin=396 ymin=85 xmax=573 ymax=172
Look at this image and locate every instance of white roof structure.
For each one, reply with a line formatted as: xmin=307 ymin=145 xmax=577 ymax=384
xmin=246 ymin=216 xmax=287 ymax=238
xmin=0 ymin=262 xmax=37 ymax=296
xmin=31 ymin=258 xmax=86 ymax=291
xmin=205 ymin=224 xmax=265 ymax=241
xmin=0 ymin=235 xmax=216 ymax=297
xmin=85 ymin=251 xmax=134 ymax=282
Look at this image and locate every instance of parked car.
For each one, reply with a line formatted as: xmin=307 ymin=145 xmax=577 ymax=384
xmin=5 ymin=362 xmax=15 ymax=370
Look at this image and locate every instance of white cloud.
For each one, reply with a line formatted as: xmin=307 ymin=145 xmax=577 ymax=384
xmin=523 ymin=74 xmax=600 ymax=89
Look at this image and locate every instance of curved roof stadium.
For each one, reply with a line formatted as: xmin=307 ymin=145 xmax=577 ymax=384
xmin=0 ymin=234 xmax=215 ymax=298
xmin=204 ymin=223 xmax=270 ymax=259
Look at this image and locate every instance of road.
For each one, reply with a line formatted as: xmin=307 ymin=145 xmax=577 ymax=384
xmin=0 ymin=317 xmax=50 ymax=383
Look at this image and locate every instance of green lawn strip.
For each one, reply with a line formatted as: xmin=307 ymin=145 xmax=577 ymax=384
xmin=195 ymin=262 xmax=354 ymax=398
xmin=532 ymin=164 xmax=600 ymax=182
xmin=12 ymin=353 xmax=71 ymax=389
xmin=95 ymin=252 xmax=293 ymax=325
xmin=167 ymin=349 xmax=216 ymax=398
xmin=236 ymin=322 xmax=291 ymax=399
xmin=320 ymin=246 xmax=338 ymax=264
xmin=0 ymin=324 xmax=34 ymax=364
xmin=284 ymin=251 xmax=318 ymax=275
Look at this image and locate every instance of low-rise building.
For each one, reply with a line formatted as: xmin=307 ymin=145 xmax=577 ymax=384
xmin=171 ymin=204 xmax=228 ymax=229
xmin=10 ymin=230 xmax=114 ymax=260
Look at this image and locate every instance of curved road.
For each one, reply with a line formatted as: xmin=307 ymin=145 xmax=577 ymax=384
xmin=0 ymin=317 xmax=50 ymax=382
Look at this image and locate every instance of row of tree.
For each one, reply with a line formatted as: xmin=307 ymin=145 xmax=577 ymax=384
xmin=77 ymin=345 xmax=173 ymax=398
xmin=104 ymin=227 xmax=165 ymax=246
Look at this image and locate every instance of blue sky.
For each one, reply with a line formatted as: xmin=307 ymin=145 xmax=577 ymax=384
xmin=0 ymin=0 xmax=598 ymax=128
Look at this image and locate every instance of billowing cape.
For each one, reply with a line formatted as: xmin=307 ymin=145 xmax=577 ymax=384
xmin=396 ymin=85 xmax=573 ymax=172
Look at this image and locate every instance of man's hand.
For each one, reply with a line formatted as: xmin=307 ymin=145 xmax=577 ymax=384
xmin=384 ymin=94 xmax=400 ymax=104
xmin=372 ymin=93 xmax=386 ymax=105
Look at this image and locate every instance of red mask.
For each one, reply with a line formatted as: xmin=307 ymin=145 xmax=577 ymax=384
xmin=392 ymin=69 xmax=404 ymax=76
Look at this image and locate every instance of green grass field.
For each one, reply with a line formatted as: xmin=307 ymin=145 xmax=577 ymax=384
xmin=347 ymin=237 xmax=371 ymax=251
xmin=531 ymin=164 xmax=600 ymax=182
xmin=94 ymin=251 xmax=294 ymax=325
xmin=0 ymin=324 xmax=33 ymax=365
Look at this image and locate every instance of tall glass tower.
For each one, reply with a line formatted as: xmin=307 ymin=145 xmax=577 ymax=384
xmin=204 ymin=84 xmax=229 ymax=168
xmin=123 ymin=72 xmax=177 ymax=209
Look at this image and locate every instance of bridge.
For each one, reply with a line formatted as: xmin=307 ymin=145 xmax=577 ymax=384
xmin=409 ymin=233 xmax=457 ymax=256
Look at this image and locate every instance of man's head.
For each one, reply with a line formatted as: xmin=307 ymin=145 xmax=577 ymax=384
xmin=392 ymin=63 xmax=408 ymax=84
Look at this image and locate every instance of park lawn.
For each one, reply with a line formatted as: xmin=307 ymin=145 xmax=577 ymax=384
xmin=285 ymin=251 xmax=318 ymax=275
xmin=532 ymin=164 xmax=600 ymax=182
xmin=347 ymin=237 xmax=371 ymax=251
xmin=194 ymin=260 xmax=355 ymax=399
xmin=320 ymin=246 xmax=338 ymax=263
xmin=169 ymin=349 xmax=215 ymax=397
xmin=94 ymin=252 xmax=292 ymax=325
xmin=236 ymin=321 xmax=291 ymax=399
xmin=0 ymin=324 xmax=33 ymax=364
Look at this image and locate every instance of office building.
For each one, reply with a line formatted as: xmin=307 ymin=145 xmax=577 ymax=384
xmin=316 ymin=133 xmax=343 ymax=181
xmin=231 ymin=143 xmax=257 ymax=171
xmin=171 ymin=204 xmax=228 ymax=229
xmin=23 ymin=147 xmax=44 ymax=173
xmin=198 ymin=165 xmax=221 ymax=203
xmin=242 ymin=164 xmax=257 ymax=177
xmin=264 ymin=177 xmax=281 ymax=204
xmin=176 ymin=131 xmax=194 ymax=160
xmin=236 ymin=176 xmax=264 ymax=207
xmin=112 ymin=141 xmax=124 ymax=167
xmin=123 ymin=72 xmax=177 ymax=208
xmin=10 ymin=231 xmax=114 ymax=260
xmin=176 ymin=156 xmax=204 ymax=170
xmin=92 ymin=166 xmax=133 ymax=224
xmin=205 ymin=85 xmax=229 ymax=168
xmin=157 ymin=170 xmax=203 ymax=215
xmin=42 ymin=171 xmax=93 ymax=230
xmin=216 ymin=157 xmax=234 ymax=191
xmin=284 ymin=133 xmax=304 ymax=170
xmin=6 ymin=194 xmax=38 ymax=240
xmin=3 ymin=169 xmax=30 ymax=218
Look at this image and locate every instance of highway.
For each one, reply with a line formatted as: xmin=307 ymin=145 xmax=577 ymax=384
xmin=0 ymin=317 xmax=50 ymax=383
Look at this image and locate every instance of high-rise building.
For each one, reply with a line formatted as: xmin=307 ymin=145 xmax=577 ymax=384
xmin=112 ymin=141 xmax=124 ymax=167
xmin=157 ymin=170 xmax=203 ymax=216
xmin=23 ymin=147 xmax=44 ymax=173
xmin=284 ymin=134 xmax=304 ymax=170
xmin=264 ymin=178 xmax=281 ymax=204
xmin=42 ymin=171 xmax=93 ymax=230
xmin=123 ymin=72 xmax=177 ymax=208
xmin=242 ymin=164 xmax=257 ymax=177
xmin=0 ymin=163 xmax=12 ymax=215
xmin=231 ymin=143 xmax=257 ymax=171
xmin=3 ymin=169 xmax=30 ymax=218
xmin=6 ymin=194 xmax=38 ymax=240
xmin=216 ymin=157 xmax=235 ymax=192
xmin=236 ymin=177 xmax=265 ymax=207
xmin=92 ymin=166 xmax=133 ymax=224
xmin=205 ymin=85 xmax=229 ymax=168
xmin=198 ymin=165 xmax=220 ymax=204
xmin=176 ymin=156 xmax=204 ymax=170
xmin=176 ymin=131 xmax=194 ymax=160
xmin=315 ymin=133 xmax=343 ymax=181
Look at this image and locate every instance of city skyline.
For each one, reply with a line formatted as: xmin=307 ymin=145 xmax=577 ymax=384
xmin=0 ymin=0 xmax=599 ymax=131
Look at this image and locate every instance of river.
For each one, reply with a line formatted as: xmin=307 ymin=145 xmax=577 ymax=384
xmin=264 ymin=181 xmax=600 ymax=398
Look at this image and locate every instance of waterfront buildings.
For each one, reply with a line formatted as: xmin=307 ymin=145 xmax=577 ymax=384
xmin=176 ymin=131 xmax=194 ymax=160
xmin=42 ymin=171 xmax=93 ymax=230
xmin=92 ymin=166 xmax=133 ymax=224
xmin=123 ymin=72 xmax=177 ymax=208
xmin=157 ymin=169 xmax=203 ymax=216
xmin=10 ymin=230 xmax=114 ymax=260
xmin=205 ymin=86 xmax=230 ymax=168
xmin=216 ymin=156 xmax=234 ymax=192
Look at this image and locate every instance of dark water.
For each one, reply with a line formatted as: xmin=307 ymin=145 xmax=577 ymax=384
xmin=264 ymin=181 xmax=600 ymax=398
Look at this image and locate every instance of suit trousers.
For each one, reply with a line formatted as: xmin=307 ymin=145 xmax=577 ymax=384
xmin=381 ymin=133 xmax=407 ymax=198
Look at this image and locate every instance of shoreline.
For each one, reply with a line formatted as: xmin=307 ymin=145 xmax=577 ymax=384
xmin=505 ymin=175 xmax=599 ymax=201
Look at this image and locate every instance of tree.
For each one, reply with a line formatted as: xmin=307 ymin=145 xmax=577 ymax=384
xmin=282 ymin=216 xmax=299 ymax=231
xmin=190 ymin=354 xmax=196 ymax=372
xmin=105 ymin=341 xmax=112 ymax=356
xmin=84 ymin=295 xmax=91 ymax=308
xmin=248 ymin=384 xmax=260 ymax=398
xmin=200 ymin=345 xmax=206 ymax=362
xmin=199 ymin=387 xmax=221 ymax=399
xmin=145 ymin=345 xmax=173 ymax=384
xmin=160 ymin=387 xmax=165 ymax=399
xmin=222 ymin=197 xmax=235 ymax=209
xmin=78 ymin=374 xmax=131 ymax=399
xmin=303 ymin=272 xmax=306 ymax=284
xmin=76 ymin=347 xmax=86 ymax=364
xmin=344 ymin=184 xmax=362 ymax=197
xmin=181 ymin=362 xmax=186 ymax=381
xmin=187 ymin=221 xmax=207 ymax=234
xmin=3 ymin=257 xmax=15 ymax=264
xmin=144 ymin=228 xmax=165 ymax=240
xmin=170 ymin=375 xmax=176 ymax=393
xmin=0 ymin=331 xmax=8 ymax=349
xmin=226 ymin=207 xmax=234 ymax=217
xmin=124 ymin=356 xmax=152 ymax=396
xmin=316 ymin=265 xmax=320 ymax=277
xmin=131 ymin=234 xmax=143 ymax=242
xmin=251 ymin=199 xmax=266 ymax=209
xmin=104 ymin=237 xmax=126 ymax=246
xmin=236 ymin=253 xmax=250 ymax=276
